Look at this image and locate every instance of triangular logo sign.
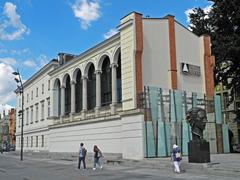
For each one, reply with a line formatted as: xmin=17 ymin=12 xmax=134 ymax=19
xmin=182 ymin=63 xmax=189 ymax=73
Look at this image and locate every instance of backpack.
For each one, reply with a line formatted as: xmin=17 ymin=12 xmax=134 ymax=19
xmin=83 ymin=148 xmax=87 ymax=157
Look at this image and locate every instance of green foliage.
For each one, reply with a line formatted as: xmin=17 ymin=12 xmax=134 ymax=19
xmin=188 ymin=0 xmax=240 ymax=104
xmin=189 ymin=8 xmax=211 ymax=36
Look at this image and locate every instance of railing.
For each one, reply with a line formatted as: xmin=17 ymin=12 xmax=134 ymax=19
xmin=51 ymin=103 xmax=123 ymax=125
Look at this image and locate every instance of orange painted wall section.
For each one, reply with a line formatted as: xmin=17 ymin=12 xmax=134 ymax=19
xmin=167 ymin=15 xmax=177 ymax=90
xmin=203 ymin=35 xmax=215 ymax=98
xmin=134 ymin=13 xmax=143 ymax=107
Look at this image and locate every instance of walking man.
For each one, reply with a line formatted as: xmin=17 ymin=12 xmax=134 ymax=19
xmin=78 ymin=143 xmax=87 ymax=170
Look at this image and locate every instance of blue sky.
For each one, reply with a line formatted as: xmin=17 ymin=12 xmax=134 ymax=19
xmin=0 ymin=0 xmax=211 ymax=113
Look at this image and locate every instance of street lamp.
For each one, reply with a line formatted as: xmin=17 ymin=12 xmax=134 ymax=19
xmin=12 ymin=69 xmax=24 ymax=161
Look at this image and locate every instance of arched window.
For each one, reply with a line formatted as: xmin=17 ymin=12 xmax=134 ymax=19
xmin=101 ymin=57 xmax=112 ymax=106
xmin=117 ymin=53 xmax=122 ymax=103
xmin=53 ymin=79 xmax=61 ymax=116
xmin=87 ymin=64 xmax=96 ymax=110
xmin=65 ymin=75 xmax=71 ymax=115
xmin=75 ymin=70 xmax=82 ymax=113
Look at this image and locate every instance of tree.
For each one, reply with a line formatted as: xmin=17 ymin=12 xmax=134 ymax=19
xmin=188 ymin=0 xmax=240 ymax=105
xmin=188 ymin=8 xmax=211 ymax=36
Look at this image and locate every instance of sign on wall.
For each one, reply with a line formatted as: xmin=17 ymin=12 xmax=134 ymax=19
xmin=181 ymin=63 xmax=201 ymax=76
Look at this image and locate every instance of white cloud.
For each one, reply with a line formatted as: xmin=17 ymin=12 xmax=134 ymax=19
xmin=185 ymin=8 xmax=194 ymax=23
xmin=103 ymin=28 xmax=118 ymax=39
xmin=203 ymin=5 xmax=212 ymax=14
xmin=38 ymin=54 xmax=48 ymax=67
xmin=0 ymin=2 xmax=30 ymax=41
xmin=22 ymin=48 xmax=30 ymax=53
xmin=0 ymin=49 xmax=8 ymax=54
xmin=0 ymin=63 xmax=16 ymax=109
xmin=0 ymin=57 xmax=17 ymax=65
xmin=72 ymin=0 xmax=100 ymax=29
xmin=0 ymin=104 xmax=14 ymax=115
xmin=0 ymin=48 xmax=30 ymax=55
xmin=185 ymin=4 xmax=212 ymax=23
xmin=23 ymin=54 xmax=49 ymax=70
xmin=23 ymin=60 xmax=37 ymax=68
xmin=10 ymin=48 xmax=30 ymax=55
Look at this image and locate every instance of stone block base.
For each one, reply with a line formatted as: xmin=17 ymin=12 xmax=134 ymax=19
xmin=188 ymin=141 xmax=210 ymax=163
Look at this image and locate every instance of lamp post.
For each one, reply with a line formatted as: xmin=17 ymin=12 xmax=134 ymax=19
xmin=13 ymin=69 xmax=24 ymax=161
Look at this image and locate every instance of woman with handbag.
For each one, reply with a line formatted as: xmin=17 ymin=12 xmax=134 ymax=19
xmin=93 ymin=145 xmax=103 ymax=170
xmin=172 ymin=144 xmax=182 ymax=173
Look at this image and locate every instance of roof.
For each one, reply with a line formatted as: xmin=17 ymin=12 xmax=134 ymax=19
xmin=14 ymin=59 xmax=59 ymax=94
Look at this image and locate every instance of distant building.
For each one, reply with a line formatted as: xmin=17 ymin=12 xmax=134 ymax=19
xmin=8 ymin=109 xmax=16 ymax=147
xmin=0 ymin=111 xmax=9 ymax=149
xmin=15 ymin=12 xmax=216 ymax=159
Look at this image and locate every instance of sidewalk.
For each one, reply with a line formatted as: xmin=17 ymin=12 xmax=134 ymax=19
xmin=118 ymin=153 xmax=240 ymax=177
xmin=2 ymin=152 xmax=240 ymax=177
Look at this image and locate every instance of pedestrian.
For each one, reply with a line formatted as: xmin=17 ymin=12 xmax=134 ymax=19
xmin=78 ymin=143 xmax=87 ymax=170
xmin=172 ymin=144 xmax=182 ymax=173
xmin=93 ymin=145 xmax=103 ymax=170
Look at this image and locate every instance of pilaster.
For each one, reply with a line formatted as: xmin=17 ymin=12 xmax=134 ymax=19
xmin=111 ymin=63 xmax=118 ymax=114
xmin=95 ymin=70 xmax=102 ymax=117
xmin=81 ymin=76 xmax=88 ymax=119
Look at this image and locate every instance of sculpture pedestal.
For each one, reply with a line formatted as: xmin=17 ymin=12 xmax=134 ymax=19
xmin=188 ymin=141 xmax=210 ymax=163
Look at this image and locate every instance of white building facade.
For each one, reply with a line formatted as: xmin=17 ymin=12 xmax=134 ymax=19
xmin=15 ymin=12 xmax=214 ymax=160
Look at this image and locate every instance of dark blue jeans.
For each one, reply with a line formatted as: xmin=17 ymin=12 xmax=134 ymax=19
xmin=93 ymin=157 xmax=101 ymax=168
xmin=78 ymin=157 xmax=86 ymax=169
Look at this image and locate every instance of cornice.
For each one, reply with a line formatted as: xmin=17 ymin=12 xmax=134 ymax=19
xmin=15 ymin=60 xmax=59 ymax=94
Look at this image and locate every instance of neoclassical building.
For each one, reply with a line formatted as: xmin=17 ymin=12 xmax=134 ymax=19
xmin=15 ymin=12 xmax=215 ymax=159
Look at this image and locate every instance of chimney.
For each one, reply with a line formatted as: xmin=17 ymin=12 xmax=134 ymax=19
xmin=58 ymin=53 xmax=65 ymax=65
xmin=58 ymin=53 xmax=75 ymax=66
xmin=64 ymin=54 xmax=75 ymax=63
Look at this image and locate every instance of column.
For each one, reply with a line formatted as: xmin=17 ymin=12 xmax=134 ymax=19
xmin=81 ymin=76 xmax=87 ymax=118
xmin=51 ymin=87 xmax=56 ymax=117
xmin=95 ymin=70 xmax=101 ymax=116
xmin=61 ymin=85 xmax=65 ymax=117
xmin=70 ymin=80 xmax=76 ymax=121
xmin=111 ymin=63 xmax=118 ymax=114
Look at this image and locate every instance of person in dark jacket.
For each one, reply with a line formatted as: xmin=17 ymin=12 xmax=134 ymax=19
xmin=93 ymin=145 xmax=103 ymax=170
xmin=172 ymin=144 xmax=182 ymax=173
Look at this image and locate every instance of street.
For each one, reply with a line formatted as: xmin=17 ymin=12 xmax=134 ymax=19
xmin=0 ymin=154 xmax=239 ymax=180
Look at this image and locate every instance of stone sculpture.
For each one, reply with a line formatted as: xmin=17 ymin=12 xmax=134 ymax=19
xmin=186 ymin=107 xmax=207 ymax=141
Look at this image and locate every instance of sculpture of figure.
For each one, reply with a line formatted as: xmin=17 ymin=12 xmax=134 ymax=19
xmin=186 ymin=107 xmax=207 ymax=141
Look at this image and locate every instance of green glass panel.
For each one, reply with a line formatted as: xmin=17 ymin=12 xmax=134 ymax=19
xmin=214 ymin=95 xmax=222 ymax=124
xmin=222 ymin=124 xmax=230 ymax=153
xmin=157 ymin=122 xmax=167 ymax=156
